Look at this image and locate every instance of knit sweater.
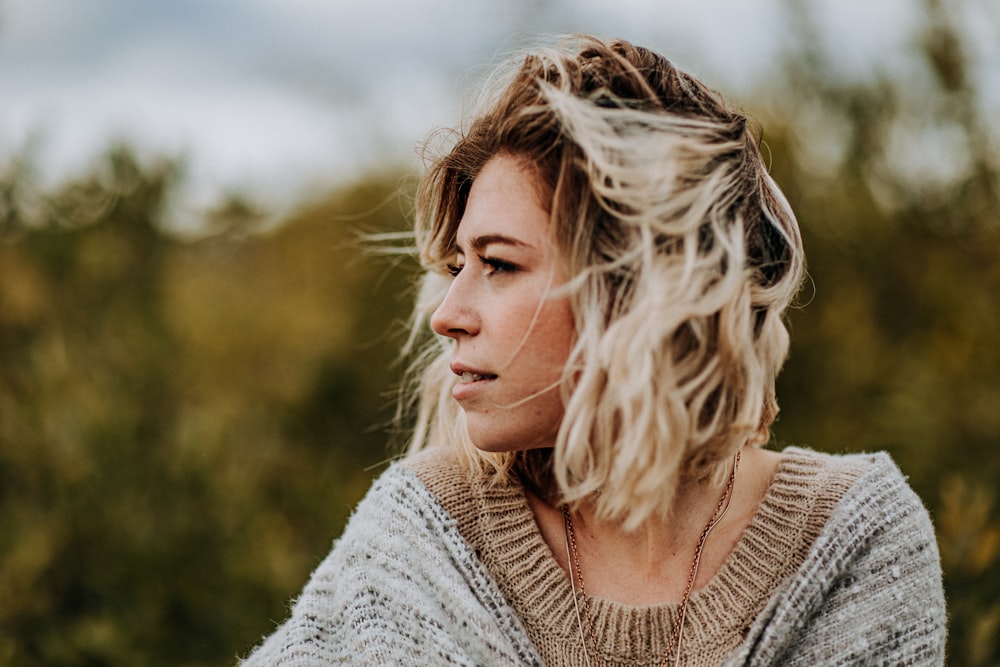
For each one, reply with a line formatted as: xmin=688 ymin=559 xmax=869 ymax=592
xmin=240 ymin=447 xmax=946 ymax=666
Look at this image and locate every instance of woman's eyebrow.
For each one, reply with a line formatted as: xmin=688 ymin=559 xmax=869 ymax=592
xmin=455 ymin=234 xmax=535 ymax=254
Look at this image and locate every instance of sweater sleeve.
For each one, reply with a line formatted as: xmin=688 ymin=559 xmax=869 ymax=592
xmin=750 ymin=454 xmax=947 ymax=666
xmin=238 ymin=464 xmax=542 ymax=667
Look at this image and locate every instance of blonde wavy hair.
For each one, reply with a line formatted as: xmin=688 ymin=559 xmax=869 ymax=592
xmin=403 ymin=35 xmax=804 ymax=529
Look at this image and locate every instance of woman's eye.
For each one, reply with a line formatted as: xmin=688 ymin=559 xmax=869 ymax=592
xmin=446 ymin=263 xmax=463 ymax=277
xmin=482 ymin=256 xmax=516 ymax=275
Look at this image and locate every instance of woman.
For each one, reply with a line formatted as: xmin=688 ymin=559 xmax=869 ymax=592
xmin=242 ymin=36 xmax=946 ymax=666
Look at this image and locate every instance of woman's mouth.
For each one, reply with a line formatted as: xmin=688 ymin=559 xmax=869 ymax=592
xmin=452 ymin=369 xmax=497 ymax=401
xmin=460 ymin=371 xmax=497 ymax=383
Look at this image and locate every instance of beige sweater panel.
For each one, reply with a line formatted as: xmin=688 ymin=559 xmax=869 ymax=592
xmin=408 ymin=447 xmax=868 ymax=667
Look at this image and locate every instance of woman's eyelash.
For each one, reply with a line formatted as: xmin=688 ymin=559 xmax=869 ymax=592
xmin=481 ymin=256 xmax=516 ymax=273
xmin=446 ymin=256 xmax=516 ymax=277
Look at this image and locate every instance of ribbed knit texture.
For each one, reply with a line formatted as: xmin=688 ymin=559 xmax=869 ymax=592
xmin=241 ymin=447 xmax=946 ymax=666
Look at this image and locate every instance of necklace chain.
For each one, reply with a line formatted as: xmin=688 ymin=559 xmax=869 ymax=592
xmin=561 ymin=449 xmax=741 ymax=667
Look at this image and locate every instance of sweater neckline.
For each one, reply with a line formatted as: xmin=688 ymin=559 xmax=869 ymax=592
xmin=471 ymin=447 xmax=855 ymax=661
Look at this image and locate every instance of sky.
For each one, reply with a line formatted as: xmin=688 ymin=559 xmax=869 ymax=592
xmin=1 ymin=0 xmax=996 ymax=219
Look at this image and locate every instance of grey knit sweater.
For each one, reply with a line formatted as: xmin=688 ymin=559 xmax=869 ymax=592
xmin=241 ymin=447 xmax=946 ymax=666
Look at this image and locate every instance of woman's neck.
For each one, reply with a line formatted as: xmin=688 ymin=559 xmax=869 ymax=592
xmin=526 ymin=445 xmax=782 ymax=606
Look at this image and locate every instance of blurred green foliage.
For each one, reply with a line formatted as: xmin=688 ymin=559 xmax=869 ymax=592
xmin=765 ymin=1 xmax=1000 ymax=664
xmin=0 ymin=149 xmax=415 ymax=665
xmin=1 ymin=1 xmax=998 ymax=665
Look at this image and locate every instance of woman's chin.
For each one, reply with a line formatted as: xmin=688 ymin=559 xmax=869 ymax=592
xmin=466 ymin=430 xmax=557 ymax=454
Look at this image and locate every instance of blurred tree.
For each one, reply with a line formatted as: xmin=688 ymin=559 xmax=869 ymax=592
xmin=0 ymin=148 xmax=415 ymax=666
xmin=762 ymin=0 xmax=1000 ymax=663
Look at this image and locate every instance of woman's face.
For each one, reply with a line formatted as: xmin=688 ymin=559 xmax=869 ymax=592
xmin=431 ymin=154 xmax=575 ymax=452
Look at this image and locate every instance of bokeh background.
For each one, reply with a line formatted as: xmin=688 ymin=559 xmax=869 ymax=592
xmin=2 ymin=0 xmax=998 ymax=665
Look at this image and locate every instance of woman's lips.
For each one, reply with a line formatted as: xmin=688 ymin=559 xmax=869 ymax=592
xmin=451 ymin=368 xmax=497 ymax=400
xmin=459 ymin=371 xmax=496 ymax=382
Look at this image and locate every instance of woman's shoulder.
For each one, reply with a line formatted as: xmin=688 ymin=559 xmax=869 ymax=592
xmin=319 ymin=457 xmax=453 ymax=567
xmin=781 ymin=446 xmax=937 ymax=553
xmin=744 ymin=445 xmax=937 ymax=597
xmin=768 ymin=446 xmax=944 ymax=617
xmin=403 ymin=446 xmax=474 ymax=496
xmin=740 ymin=448 xmax=946 ymax=664
xmin=401 ymin=446 xmax=527 ymax=545
xmin=774 ymin=446 xmax=918 ymax=510
xmin=341 ymin=447 xmax=479 ymax=528
xmin=775 ymin=445 xmax=875 ymax=486
xmin=775 ymin=446 xmax=928 ymax=523
xmin=240 ymin=452 xmax=544 ymax=666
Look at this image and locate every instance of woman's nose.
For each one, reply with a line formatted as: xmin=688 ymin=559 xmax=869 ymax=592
xmin=430 ymin=275 xmax=480 ymax=338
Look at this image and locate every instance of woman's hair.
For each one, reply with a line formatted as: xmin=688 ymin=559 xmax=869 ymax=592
xmin=404 ymin=35 xmax=804 ymax=529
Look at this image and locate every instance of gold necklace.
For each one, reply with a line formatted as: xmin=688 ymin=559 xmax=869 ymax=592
xmin=561 ymin=449 xmax=741 ymax=667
